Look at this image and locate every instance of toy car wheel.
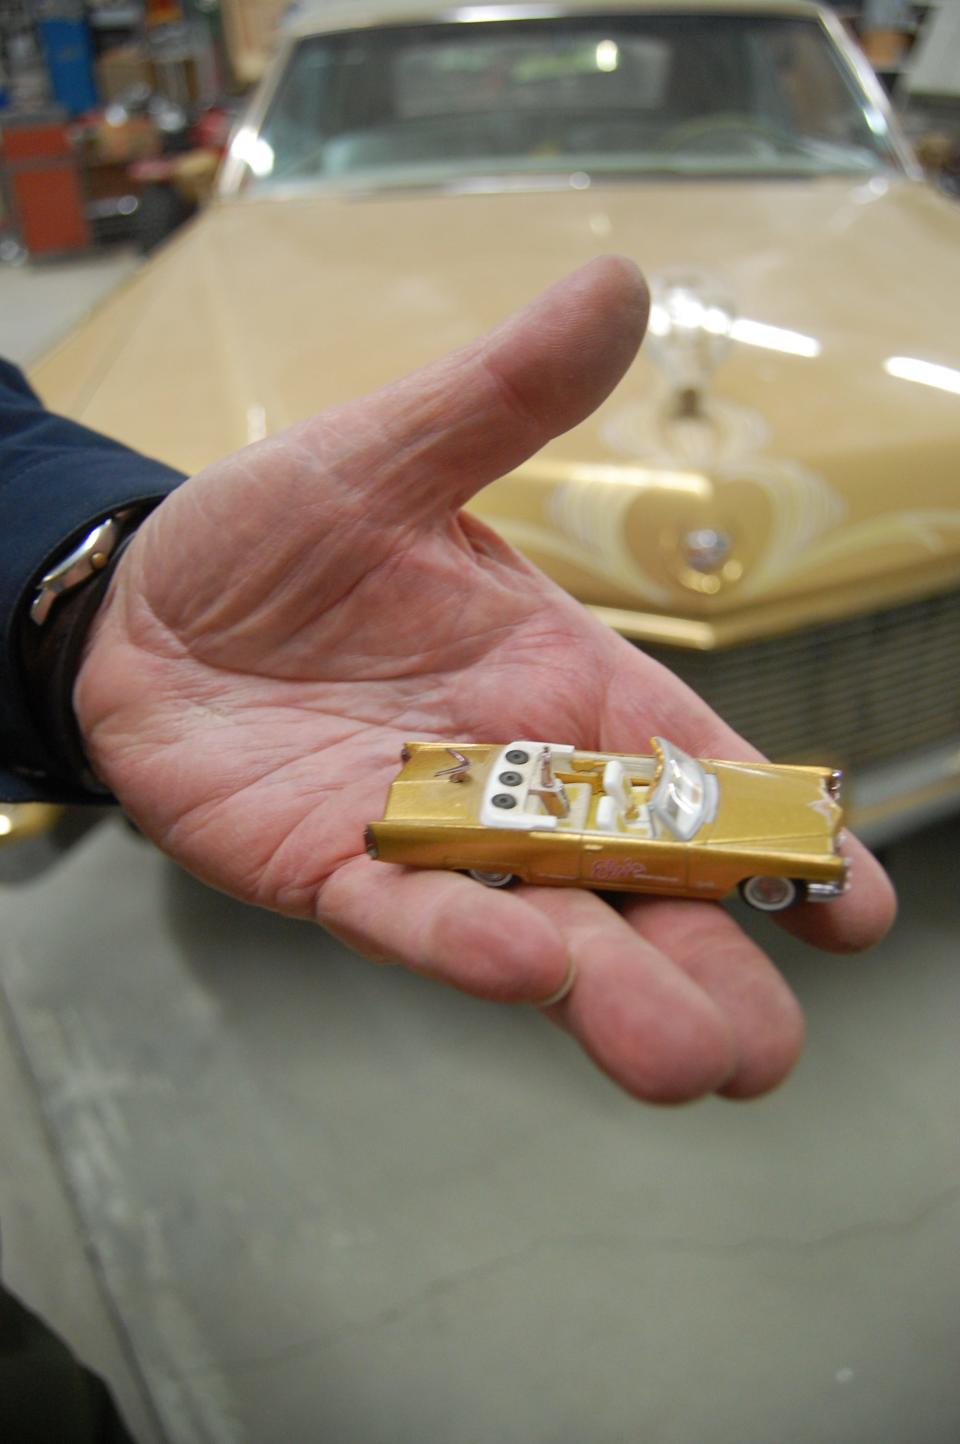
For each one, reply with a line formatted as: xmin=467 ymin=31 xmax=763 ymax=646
xmin=740 ymin=875 xmax=800 ymax=911
xmin=468 ymin=869 xmax=514 ymax=888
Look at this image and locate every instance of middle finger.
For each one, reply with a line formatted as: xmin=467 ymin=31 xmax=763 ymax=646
xmin=520 ymin=885 xmax=738 ymax=1103
xmin=621 ymin=895 xmax=806 ymax=1100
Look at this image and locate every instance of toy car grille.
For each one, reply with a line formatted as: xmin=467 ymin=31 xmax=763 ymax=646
xmin=642 ymin=587 xmax=960 ymax=768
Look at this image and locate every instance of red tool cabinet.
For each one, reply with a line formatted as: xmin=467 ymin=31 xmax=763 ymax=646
xmin=0 ymin=111 xmax=90 ymax=256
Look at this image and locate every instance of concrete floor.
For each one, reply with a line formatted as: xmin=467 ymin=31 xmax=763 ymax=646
xmin=1 ymin=250 xmax=959 ymax=1444
xmin=0 ymin=245 xmax=140 ymax=368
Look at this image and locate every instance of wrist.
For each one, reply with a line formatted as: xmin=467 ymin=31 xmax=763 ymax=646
xmin=18 ymin=508 xmax=150 ymax=798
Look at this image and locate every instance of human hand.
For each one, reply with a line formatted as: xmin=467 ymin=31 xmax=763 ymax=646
xmin=74 ymin=257 xmax=896 ymax=1104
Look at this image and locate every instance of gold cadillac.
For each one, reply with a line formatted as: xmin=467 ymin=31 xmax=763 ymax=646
xmin=366 ymin=738 xmax=849 ymax=910
xmin=28 ymin=0 xmax=960 ymax=843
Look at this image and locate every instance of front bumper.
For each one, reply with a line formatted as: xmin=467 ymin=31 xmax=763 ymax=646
xmin=806 ymin=877 xmax=849 ymax=903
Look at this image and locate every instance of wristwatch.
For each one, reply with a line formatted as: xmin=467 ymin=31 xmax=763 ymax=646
xmin=29 ymin=509 xmax=140 ymax=626
xmin=19 ymin=506 xmax=147 ymax=796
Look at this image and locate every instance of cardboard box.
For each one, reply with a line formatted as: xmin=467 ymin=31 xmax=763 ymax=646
xmin=95 ymin=42 xmax=153 ymax=105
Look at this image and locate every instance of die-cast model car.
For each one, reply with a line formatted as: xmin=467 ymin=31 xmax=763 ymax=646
xmin=365 ymin=737 xmax=849 ymax=910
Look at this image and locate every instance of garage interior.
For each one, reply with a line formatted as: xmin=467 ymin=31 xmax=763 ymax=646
xmin=3 ymin=2 xmax=960 ymax=1440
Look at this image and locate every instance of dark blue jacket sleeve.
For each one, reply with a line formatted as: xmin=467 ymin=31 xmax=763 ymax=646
xmin=1 ymin=358 xmax=185 ymax=801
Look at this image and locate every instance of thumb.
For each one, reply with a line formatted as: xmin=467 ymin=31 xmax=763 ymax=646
xmin=118 ymin=256 xmax=647 ymax=634
xmin=299 ymin=253 xmax=649 ymax=524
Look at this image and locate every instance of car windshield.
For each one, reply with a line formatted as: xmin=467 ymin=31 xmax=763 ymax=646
xmin=239 ymin=12 xmax=901 ymax=192
xmin=649 ymin=739 xmax=712 ymax=841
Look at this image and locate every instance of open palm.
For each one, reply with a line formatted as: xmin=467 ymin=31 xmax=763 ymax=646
xmin=75 ymin=258 xmax=895 ymax=1103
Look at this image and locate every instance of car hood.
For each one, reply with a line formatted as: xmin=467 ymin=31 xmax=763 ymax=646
xmin=31 ymin=173 xmax=960 ymax=643
xmin=702 ymin=761 xmax=841 ymax=848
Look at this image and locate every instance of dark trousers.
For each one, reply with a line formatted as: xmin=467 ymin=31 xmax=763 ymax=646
xmin=0 ymin=1284 xmax=137 ymax=1444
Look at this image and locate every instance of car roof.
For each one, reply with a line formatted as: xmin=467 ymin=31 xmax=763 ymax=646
xmin=283 ymin=0 xmax=829 ymax=41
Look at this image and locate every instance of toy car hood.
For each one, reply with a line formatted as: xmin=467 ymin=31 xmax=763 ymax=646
xmin=702 ymin=759 xmax=842 ymax=848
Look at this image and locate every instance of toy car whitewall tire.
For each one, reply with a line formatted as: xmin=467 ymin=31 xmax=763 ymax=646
xmin=740 ymin=875 xmax=801 ymax=912
xmin=468 ymin=869 xmax=515 ymax=888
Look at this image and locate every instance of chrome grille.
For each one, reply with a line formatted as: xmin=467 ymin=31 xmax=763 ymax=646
xmin=642 ymin=589 xmax=960 ymax=767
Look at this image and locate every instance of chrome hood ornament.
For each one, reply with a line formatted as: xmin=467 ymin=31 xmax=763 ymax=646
xmin=646 ymin=268 xmax=738 ymax=419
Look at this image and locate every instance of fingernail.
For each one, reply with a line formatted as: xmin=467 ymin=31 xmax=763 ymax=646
xmin=536 ymin=958 xmax=577 ymax=1009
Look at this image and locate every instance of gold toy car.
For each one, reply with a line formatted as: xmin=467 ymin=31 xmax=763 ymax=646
xmin=366 ymin=738 xmax=849 ymax=911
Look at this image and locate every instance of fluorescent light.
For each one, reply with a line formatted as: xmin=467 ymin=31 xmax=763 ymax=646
xmin=648 ymin=307 xmax=818 ymax=357
xmin=884 ymin=356 xmax=960 ymax=395
xmin=730 ymin=318 xmax=820 ymax=357
xmin=596 ymin=39 xmax=619 ymax=71
xmin=648 ymin=295 xmax=730 ymax=337
xmin=450 ymin=6 xmax=561 ymax=19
